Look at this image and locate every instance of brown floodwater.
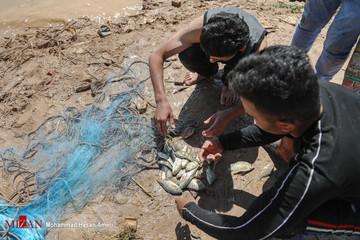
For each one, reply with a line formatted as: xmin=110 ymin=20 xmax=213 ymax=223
xmin=0 ymin=0 xmax=142 ymax=38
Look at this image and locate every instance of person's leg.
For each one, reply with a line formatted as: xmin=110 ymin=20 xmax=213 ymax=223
xmin=290 ymin=0 xmax=341 ymax=53
xmin=315 ymin=1 xmax=360 ymax=81
xmin=179 ymin=44 xmax=218 ymax=85
xmin=276 ymin=199 xmax=360 ymax=239
xmin=304 ymin=199 xmax=360 ymax=238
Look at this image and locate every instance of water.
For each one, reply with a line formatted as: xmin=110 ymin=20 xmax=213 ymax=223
xmin=0 ymin=0 xmax=142 ymax=38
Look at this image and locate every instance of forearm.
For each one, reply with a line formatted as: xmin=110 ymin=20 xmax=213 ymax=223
xmin=149 ymin=53 xmax=168 ymax=104
xmin=219 ymin=125 xmax=284 ymax=150
xmin=183 ymin=202 xmax=244 ymax=240
xmin=182 ymin=162 xmax=334 ymax=240
xmin=224 ymin=103 xmax=245 ymax=120
xmin=182 ymin=187 xmax=283 ymax=240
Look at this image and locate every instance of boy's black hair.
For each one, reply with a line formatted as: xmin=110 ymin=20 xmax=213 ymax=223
xmin=227 ymin=45 xmax=321 ymax=122
xmin=200 ymin=12 xmax=250 ymax=57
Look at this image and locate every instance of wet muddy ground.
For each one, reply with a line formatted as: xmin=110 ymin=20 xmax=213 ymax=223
xmin=0 ymin=0 xmax=348 ymax=239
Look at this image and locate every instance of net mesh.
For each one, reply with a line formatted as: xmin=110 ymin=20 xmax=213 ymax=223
xmin=0 ymin=61 xmax=157 ymax=239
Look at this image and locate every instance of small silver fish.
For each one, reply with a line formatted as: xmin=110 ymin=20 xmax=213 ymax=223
xmin=181 ymin=159 xmax=189 ymax=169
xmin=166 ymin=156 xmax=174 ymax=166
xmin=181 ymin=146 xmax=194 ymax=160
xmin=187 ymin=178 xmax=206 ymax=191
xmin=160 ymin=166 xmax=171 ymax=180
xmin=181 ymin=145 xmax=189 ymax=154
xmin=165 ymin=138 xmax=180 ymax=153
xmin=179 ymin=167 xmax=199 ymax=189
xmin=194 ymin=169 xmax=203 ymax=179
xmin=174 ymin=150 xmax=200 ymax=164
xmin=158 ymin=160 xmax=173 ymax=170
xmin=185 ymin=161 xmax=199 ymax=172
xmin=257 ymin=163 xmax=274 ymax=180
xmin=173 ymin=119 xmax=199 ymax=135
xmin=157 ymin=151 xmax=170 ymax=160
xmin=172 ymin=157 xmax=182 ymax=175
xmin=176 ymin=169 xmax=186 ymax=179
xmin=179 ymin=126 xmax=196 ymax=139
xmin=229 ymin=161 xmax=254 ymax=175
xmin=164 ymin=166 xmax=173 ymax=179
xmin=169 ymin=176 xmax=180 ymax=185
xmin=157 ymin=179 xmax=183 ymax=195
xmin=195 ymin=155 xmax=201 ymax=164
xmin=206 ymin=161 xmax=217 ymax=185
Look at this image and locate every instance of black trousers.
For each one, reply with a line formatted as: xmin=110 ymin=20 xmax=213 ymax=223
xmin=274 ymin=199 xmax=360 ymax=239
xmin=178 ymin=44 xmax=219 ymax=77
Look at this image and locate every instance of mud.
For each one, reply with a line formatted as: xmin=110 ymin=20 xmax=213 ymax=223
xmin=0 ymin=0 xmax=348 ymax=239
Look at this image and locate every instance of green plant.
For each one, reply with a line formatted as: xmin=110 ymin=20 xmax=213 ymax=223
xmin=273 ymin=3 xmax=304 ymax=13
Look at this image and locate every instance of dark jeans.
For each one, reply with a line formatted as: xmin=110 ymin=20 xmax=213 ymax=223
xmin=178 ymin=44 xmax=219 ymax=77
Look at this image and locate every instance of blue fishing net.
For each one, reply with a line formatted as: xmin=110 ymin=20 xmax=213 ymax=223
xmin=0 ymin=61 xmax=157 ymax=239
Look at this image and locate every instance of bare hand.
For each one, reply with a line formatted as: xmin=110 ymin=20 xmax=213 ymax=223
xmin=220 ymin=85 xmax=239 ymax=105
xmin=202 ymin=110 xmax=232 ymax=137
xmin=199 ymin=138 xmax=223 ymax=162
xmin=175 ymin=191 xmax=196 ymax=218
xmin=154 ymin=101 xmax=175 ymax=135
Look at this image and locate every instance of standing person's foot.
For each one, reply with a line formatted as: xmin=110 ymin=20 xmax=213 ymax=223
xmin=220 ymin=85 xmax=239 ymax=105
xmin=184 ymin=72 xmax=206 ymax=85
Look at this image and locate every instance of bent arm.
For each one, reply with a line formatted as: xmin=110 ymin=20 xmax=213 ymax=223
xmin=183 ymin=159 xmax=337 ymax=239
xmin=219 ymin=124 xmax=284 ymax=150
xmin=221 ymin=103 xmax=246 ymax=121
xmin=149 ymin=15 xmax=203 ymax=105
xmin=149 ymin=15 xmax=203 ymax=134
xmin=202 ymin=103 xmax=246 ymax=137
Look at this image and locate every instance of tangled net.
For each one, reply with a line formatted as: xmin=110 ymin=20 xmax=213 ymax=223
xmin=0 ymin=61 xmax=157 ymax=239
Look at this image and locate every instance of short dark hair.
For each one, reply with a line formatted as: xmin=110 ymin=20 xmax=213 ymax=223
xmin=227 ymin=45 xmax=320 ymax=121
xmin=200 ymin=12 xmax=250 ymax=57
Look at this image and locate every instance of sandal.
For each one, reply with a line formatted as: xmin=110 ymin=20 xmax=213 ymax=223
xmin=98 ymin=25 xmax=112 ymax=38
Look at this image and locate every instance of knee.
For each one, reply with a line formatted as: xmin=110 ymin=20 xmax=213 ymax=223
xmin=323 ymin=37 xmax=357 ymax=57
xmin=297 ymin=14 xmax=326 ymax=33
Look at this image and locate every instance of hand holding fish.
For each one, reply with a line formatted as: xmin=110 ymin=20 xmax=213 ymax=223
xmin=199 ymin=138 xmax=223 ymax=162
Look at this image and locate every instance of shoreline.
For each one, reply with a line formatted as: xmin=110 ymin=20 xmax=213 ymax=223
xmin=0 ymin=0 xmax=143 ymax=40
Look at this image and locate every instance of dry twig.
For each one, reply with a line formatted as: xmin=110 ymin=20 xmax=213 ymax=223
xmin=131 ymin=177 xmax=155 ymax=200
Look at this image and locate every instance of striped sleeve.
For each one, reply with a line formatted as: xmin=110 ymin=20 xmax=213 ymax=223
xmin=218 ymin=124 xmax=284 ymax=150
xmin=183 ymin=121 xmax=337 ymax=239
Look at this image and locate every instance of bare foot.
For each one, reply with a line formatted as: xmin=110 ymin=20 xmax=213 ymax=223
xmin=220 ymin=85 xmax=239 ymax=105
xmin=184 ymin=72 xmax=206 ymax=86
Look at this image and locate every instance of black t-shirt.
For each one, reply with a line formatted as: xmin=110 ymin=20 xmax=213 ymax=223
xmin=182 ymin=81 xmax=360 ymax=239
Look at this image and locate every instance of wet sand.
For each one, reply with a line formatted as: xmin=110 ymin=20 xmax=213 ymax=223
xmin=0 ymin=0 xmax=142 ymax=38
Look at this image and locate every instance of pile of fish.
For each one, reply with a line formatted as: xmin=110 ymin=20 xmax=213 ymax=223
xmin=156 ymin=137 xmax=217 ymax=197
xmin=156 ymin=120 xmax=276 ymax=196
